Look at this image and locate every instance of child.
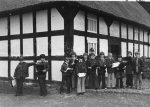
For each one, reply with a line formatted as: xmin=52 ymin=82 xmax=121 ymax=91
xmin=76 ymin=56 xmax=87 ymax=95
xmin=87 ymin=53 xmax=99 ymax=89
xmin=116 ymin=56 xmax=126 ymax=88
xmin=60 ymin=58 xmax=73 ymax=94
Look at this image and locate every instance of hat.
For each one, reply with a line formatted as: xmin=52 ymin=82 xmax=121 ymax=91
xmin=89 ymin=48 xmax=95 ymax=52
xmin=40 ymin=54 xmax=46 ymax=58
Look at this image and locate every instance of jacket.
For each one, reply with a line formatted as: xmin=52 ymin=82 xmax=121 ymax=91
xmin=14 ymin=62 xmax=35 ymax=79
xmin=105 ymin=57 xmax=115 ymax=73
xmin=124 ymin=57 xmax=134 ymax=74
xmin=133 ymin=57 xmax=144 ymax=74
xmin=60 ymin=62 xmax=71 ymax=76
xmin=76 ymin=61 xmax=87 ymax=74
xmin=36 ymin=61 xmax=49 ymax=76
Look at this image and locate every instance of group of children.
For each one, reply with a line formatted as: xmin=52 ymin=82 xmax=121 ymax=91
xmin=60 ymin=50 xmax=144 ymax=95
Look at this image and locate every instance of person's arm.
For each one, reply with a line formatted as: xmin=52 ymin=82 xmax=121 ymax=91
xmin=14 ymin=64 xmax=19 ymax=78
xmin=27 ymin=62 xmax=36 ymax=67
xmin=43 ymin=62 xmax=49 ymax=72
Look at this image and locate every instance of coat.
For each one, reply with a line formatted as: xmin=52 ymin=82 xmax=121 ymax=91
xmin=76 ymin=61 xmax=87 ymax=74
xmin=60 ymin=62 xmax=72 ymax=76
xmin=36 ymin=61 xmax=49 ymax=77
xmin=124 ymin=57 xmax=133 ymax=74
xmin=132 ymin=58 xmax=144 ymax=74
xmin=96 ymin=58 xmax=106 ymax=74
xmin=116 ymin=61 xmax=126 ymax=78
xmin=105 ymin=58 xmax=115 ymax=73
xmin=14 ymin=62 xmax=35 ymax=79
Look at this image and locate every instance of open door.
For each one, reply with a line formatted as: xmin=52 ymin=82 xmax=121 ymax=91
xmin=109 ymin=38 xmax=121 ymax=60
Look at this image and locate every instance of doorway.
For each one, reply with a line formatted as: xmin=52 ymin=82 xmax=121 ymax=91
xmin=109 ymin=38 xmax=121 ymax=60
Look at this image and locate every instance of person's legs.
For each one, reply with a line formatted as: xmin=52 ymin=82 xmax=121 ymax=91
xmin=16 ymin=78 xmax=20 ymax=95
xmin=38 ymin=77 xmax=44 ymax=96
xmin=102 ymin=73 xmax=106 ymax=89
xmin=77 ymin=77 xmax=81 ymax=94
xmin=98 ymin=72 xmax=102 ymax=88
xmin=20 ymin=77 xmax=24 ymax=95
xmin=126 ymin=74 xmax=129 ymax=87
xmin=66 ymin=75 xmax=71 ymax=93
xmin=138 ymin=74 xmax=142 ymax=89
xmin=107 ymin=73 xmax=111 ymax=88
xmin=60 ymin=74 xmax=66 ymax=93
xmin=112 ymin=73 xmax=116 ymax=88
xmin=81 ymin=77 xmax=86 ymax=93
xmin=134 ymin=74 xmax=138 ymax=89
xmin=120 ymin=78 xmax=123 ymax=88
xmin=116 ymin=78 xmax=119 ymax=88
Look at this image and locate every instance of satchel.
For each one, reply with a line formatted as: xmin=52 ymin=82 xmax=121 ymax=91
xmin=10 ymin=77 xmax=17 ymax=87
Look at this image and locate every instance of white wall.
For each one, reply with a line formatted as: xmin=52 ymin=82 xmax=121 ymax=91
xmin=0 ymin=17 xmax=8 ymax=36
xmin=51 ymin=36 xmax=64 ymax=56
xmin=25 ymin=60 xmax=34 ymax=79
xmin=140 ymin=44 xmax=143 ymax=57
xmin=121 ymin=42 xmax=127 ymax=57
xmin=0 ymin=61 xmax=8 ymax=77
xmin=134 ymin=28 xmax=138 ymax=41
xmin=139 ymin=29 xmax=143 ymax=42
xmin=134 ymin=44 xmax=139 ymax=52
xmin=144 ymin=45 xmax=148 ymax=57
xmin=144 ymin=31 xmax=148 ymax=43
xmin=73 ymin=35 xmax=85 ymax=55
xmin=87 ymin=37 xmax=97 ymax=55
xmin=11 ymin=61 xmax=19 ymax=77
xmin=10 ymin=15 xmax=20 ymax=35
xmin=74 ymin=11 xmax=85 ymax=31
xmin=36 ymin=10 xmax=48 ymax=32
xmin=51 ymin=8 xmax=64 ymax=31
xmin=51 ymin=61 xmax=63 ymax=81
xmin=99 ymin=39 xmax=108 ymax=56
xmin=36 ymin=37 xmax=48 ymax=56
xmin=128 ymin=42 xmax=133 ymax=56
xmin=121 ymin=23 xmax=127 ymax=39
xmin=11 ymin=39 xmax=20 ymax=56
xmin=23 ymin=12 xmax=33 ymax=34
xmin=23 ymin=38 xmax=33 ymax=56
xmin=128 ymin=25 xmax=133 ymax=40
xmin=0 ymin=41 xmax=8 ymax=56
xmin=110 ymin=21 xmax=119 ymax=37
xmin=149 ymin=46 xmax=150 ymax=57
xmin=99 ymin=17 xmax=108 ymax=35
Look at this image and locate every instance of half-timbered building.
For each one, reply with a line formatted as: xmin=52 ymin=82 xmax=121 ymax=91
xmin=0 ymin=1 xmax=150 ymax=81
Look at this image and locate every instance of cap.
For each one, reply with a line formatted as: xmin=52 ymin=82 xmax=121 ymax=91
xmin=40 ymin=54 xmax=46 ymax=58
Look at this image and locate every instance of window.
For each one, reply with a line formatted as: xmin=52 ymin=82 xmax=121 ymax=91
xmin=0 ymin=41 xmax=8 ymax=56
xmin=144 ymin=31 xmax=148 ymax=43
xmin=87 ymin=37 xmax=97 ymax=55
xmin=121 ymin=23 xmax=127 ymax=39
xmin=10 ymin=15 xmax=20 ymax=35
xmin=140 ymin=44 xmax=143 ymax=57
xmin=128 ymin=42 xmax=133 ymax=56
xmin=23 ymin=38 xmax=33 ymax=56
xmin=134 ymin=28 xmax=138 ymax=41
xmin=140 ymin=29 xmax=143 ymax=42
xmin=144 ymin=45 xmax=148 ymax=57
xmin=87 ymin=14 xmax=97 ymax=33
xmin=0 ymin=17 xmax=8 ymax=36
xmin=11 ymin=39 xmax=20 ymax=56
xmin=128 ymin=25 xmax=133 ymax=40
xmin=0 ymin=61 xmax=8 ymax=77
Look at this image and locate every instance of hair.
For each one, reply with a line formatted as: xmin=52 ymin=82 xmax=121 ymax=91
xmin=40 ymin=54 xmax=46 ymax=58
xmin=99 ymin=52 xmax=105 ymax=56
xmin=128 ymin=51 xmax=132 ymax=55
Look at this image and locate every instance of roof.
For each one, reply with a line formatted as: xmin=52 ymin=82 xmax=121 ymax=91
xmin=0 ymin=0 xmax=150 ymax=28
xmin=139 ymin=2 xmax=150 ymax=13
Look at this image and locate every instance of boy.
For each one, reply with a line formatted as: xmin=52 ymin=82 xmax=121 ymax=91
xmin=60 ymin=57 xmax=73 ymax=94
xmin=116 ymin=56 xmax=126 ymax=88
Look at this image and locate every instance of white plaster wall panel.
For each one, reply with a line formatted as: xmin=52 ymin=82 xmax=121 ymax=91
xmin=0 ymin=41 xmax=8 ymax=56
xmin=10 ymin=15 xmax=20 ymax=35
xmin=140 ymin=44 xmax=143 ymax=57
xmin=51 ymin=8 xmax=64 ymax=31
xmin=74 ymin=11 xmax=85 ymax=31
xmin=144 ymin=31 xmax=148 ymax=43
xmin=0 ymin=61 xmax=8 ymax=77
xmin=0 ymin=17 xmax=8 ymax=36
xmin=36 ymin=37 xmax=48 ymax=56
xmin=149 ymin=34 xmax=150 ymax=44
xmin=11 ymin=39 xmax=20 ymax=56
xmin=128 ymin=42 xmax=133 ymax=56
xmin=149 ymin=46 xmax=150 ymax=57
xmin=128 ymin=25 xmax=133 ymax=40
xmin=121 ymin=23 xmax=127 ymax=39
xmin=134 ymin=44 xmax=139 ymax=52
xmin=25 ymin=60 xmax=34 ymax=79
xmin=110 ymin=21 xmax=119 ymax=37
xmin=51 ymin=36 xmax=64 ymax=56
xmin=99 ymin=17 xmax=108 ymax=35
xmin=144 ymin=45 xmax=148 ymax=57
xmin=23 ymin=38 xmax=33 ymax=56
xmin=11 ymin=61 xmax=19 ymax=77
xmin=121 ymin=42 xmax=127 ymax=57
xmin=51 ymin=61 xmax=63 ymax=81
xmin=87 ymin=37 xmax=97 ymax=55
xmin=23 ymin=12 xmax=33 ymax=34
xmin=99 ymin=39 xmax=108 ymax=56
xmin=139 ymin=29 xmax=143 ymax=42
xmin=134 ymin=28 xmax=138 ymax=41
xmin=36 ymin=10 xmax=48 ymax=32
xmin=73 ymin=35 xmax=85 ymax=55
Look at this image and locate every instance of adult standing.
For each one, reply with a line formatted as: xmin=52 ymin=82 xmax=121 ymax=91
xmin=36 ymin=54 xmax=49 ymax=96
xmin=133 ymin=52 xmax=144 ymax=89
xmin=14 ymin=56 xmax=35 ymax=96
xmin=124 ymin=51 xmax=134 ymax=88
